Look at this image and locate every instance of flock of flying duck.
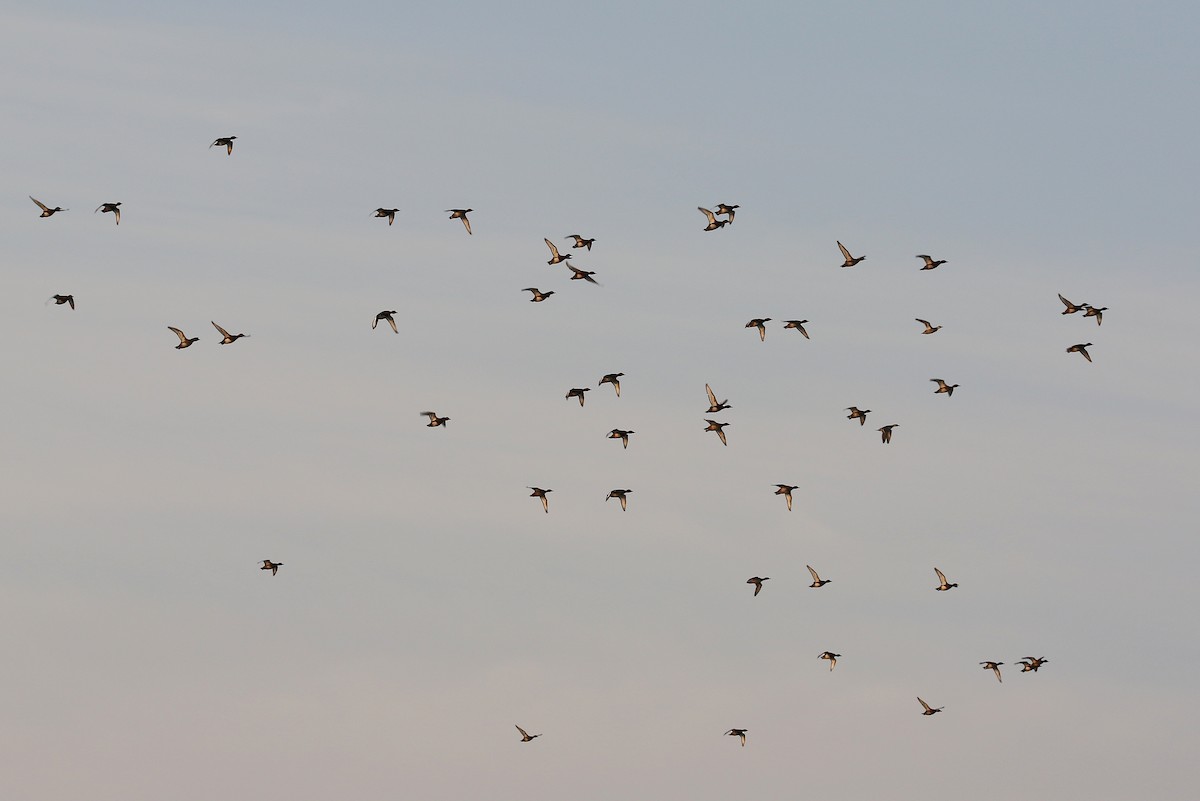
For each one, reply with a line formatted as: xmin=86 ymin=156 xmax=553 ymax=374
xmin=32 ymin=137 xmax=1084 ymax=747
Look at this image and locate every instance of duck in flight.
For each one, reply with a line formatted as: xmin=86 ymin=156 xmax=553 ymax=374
xmin=878 ymin=424 xmax=898 ymax=444
xmin=934 ymin=567 xmax=958 ymax=591
xmin=373 ymin=310 xmax=398 ymax=333
xmin=608 ymin=429 xmax=634 ymax=449
xmin=782 ymin=320 xmax=810 ymax=339
xmin=566 ymin=234 xmax=595 ymax=251
xmin=566 ymin=387 xmax=590 ymax=407
xmin=1083 ymin=305 xmax=1107 ymax=326
xmin=917 ymin=254 xmax=946 ymax=270
xmin=421 ymin=412 xmax=450 ymax=427
xmin=522 ymin=288 xmax=555 ymax=302
xmin=980 ymin=661 xmax=1003 ymax=683
xmin=47 ymin=294 xmax=75 ymax=310
xmin=846 ymin=406 xmax=870 ymax=426
xmin=567 ymin=265 xmax=599 ymax=284
xmin=724 ymin=729 xmax=747 ymax=747
xmin=210 ymin=136 xmax=237 ymax=155
xmin=698 ymin=207 xmax=729 ymax=231
xmin=705 ymin=384 xmax=731 ymax=413
xmin=373 ymin=208 xmax=399 ymax=225
xmin=1058 ymin=293 xmax=1087 ymax=315
xmin=714 ymin=203 xmax=739 ymax=222
xmin=528 ymin=487 xmax=552 ymax=513
xmin=446 ymin=208 xmax=472 ymax=234
xmin=95 ymin=202 xmax=121 ymax=224
xmin=260 ymin=559 xmax=282 ymax=575
xmin=1017 ymin=656 xmax=1049 ymax=673
xmin=515 ymin=725 xmax=541 ymax=742
xmin=774 ymin=484 xmax=797 ymax=511
xmin=544 ymin=238 xmax=572 ymax=264
xmin=917 ymin=697 xmax=943 ymax=716
xmin=704 ymin=419 xmax=730 ymax=446
xmin=806 ymin=565 xmax=830 ymax=588
xmin=599 ymin=373 xmax=623 ymax=396
xmin=211 ymin=321 xmax=248 ymax=344
xmin=838 ymin=241 xmax=865 ymax=267
xmin=930 ymin=379 xmax=958 ymax=396
xmin=30 ymin=196 xmax=67 ymax=217
xmin=747 ymin=577 xmax=769 ymax=596
xmin=1067 ymin=343 xmax=1093 ymax=363
xmin=916 ymin=318 xmax=942 ymax=335
xmin=818 ymin=651 xmax=841 ymax=671
xmin=606 ymin=489 xmax=631 ymax=511
xmin=745 ymin=318 xmax=771 ymax=341
xmin=168 ymin=326 xmax=199 ymax=349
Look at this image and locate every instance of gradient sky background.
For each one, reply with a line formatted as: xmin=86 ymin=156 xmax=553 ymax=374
xmin=3 ymin=3 xmax=1198 ymax=799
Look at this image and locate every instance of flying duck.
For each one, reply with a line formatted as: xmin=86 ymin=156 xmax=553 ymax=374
xmin=544 ymin=238 xmax=572 ymax=264
xmin=566 ymin=387 xmax=590 ymax=406
xmin=1083 ymin=305 xmax=1107 ymax=325
xmin=774 ymin=484 xmax=798 ymax=511
xmin=168 ymin=326 xmax=199 ymax=349
xmin=527 ymin=487 xmax=552 ymax=513
xmin=703 ymin=419 xmax=730 ymax=446
xmin=567 ymin=265 xmax=599 ymax=284
xmin=806 ymin=565 xmax=830 ymax=588
xmin=95 ymin=202 xmax=121 ymax=224
xmin=837 ymin=241 xmax=865 ymax=267
xmin=211 ymin=321 xmax=248 ymax=344
xmin=917 ymin=697 xmax=943 ymax=716
xmin=714 ymin=203 xmax=739 ymax=222
xmin=819 ymin=651 xmax=841 ymax=671
xmin=745 ymin=318 xmax=771 ymax=341
xmin=1067 ymin=343 xmax=1093 ymax=363
xmin=934 ymin=567 xmax=957 ymax=591
xmin=515 ymin=725 xmax=541 ymax=742
xmin=916 ymin=318 xmax=942 ymax=334
xmin=846 ymin=406 xmax=870 ymax=426
xmin=47 ymin=294 xmax=75 ymax=310
xmin=746 ymin=577 xmax=769 ymax=596
xmin=446 ymin=208 xmax=472 ymax=234
xmin=930 ymin=379 xmax=958 ymax=396
xmin=608 ymin=429 xmax=634 ymax=449
xmin=1058 ymin=293 xmax=1087 ymax=315
xmin=878 ymin=424 xmax=898 ymax=444
xmin=210 ymin=136 xmax=237 ymax=155
xmin=30 ymin=196 xmax=66 ymax=217
xmin=917 ymin=254 xmax=946 ymax=270
xmin=724 ymin=729 xmax=747 ymax=747
xmin=522 ymin=288 xmax=555 ymax=302
xmin=1017 ymin=656 xmax=1049 ymax=672
xmin=606 ymin=489 xmax=631 ymax=511
xmin=599 ymin=373 xmax=623 ymax=396
xmin=260 ymin=559 xmax=282 ymax=575
xmin=373 ymin=208 xmax=400 ymax=225
xmin=373 ymin=310 xmax=398 ymax=333
xmin=566 ymin=234 xmax=594 ymax=250
xmin=980 ymin=661 xmax=1003 ymax=683
xmin=782 ymin=320 xmax=810 ymax=339
xmin=420 ymin=412 xmax=450 ymax=427
xmin=705 ymin=383 xmax=731 ymax=413
xmin=698 ymin=207 xmax=728 ymax=231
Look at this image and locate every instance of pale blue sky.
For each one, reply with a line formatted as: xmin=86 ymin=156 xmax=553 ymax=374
xmin=2 ymin=3 xmax=1198 ymax=799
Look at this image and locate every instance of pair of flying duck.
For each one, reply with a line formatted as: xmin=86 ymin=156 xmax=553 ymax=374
xmin=743 ymin=318 xmax=811 ymax=341
xmin=698 ymin=203 xmax=738 ymax=230
xmin=168 ymin=322 xmax=248 ymax=348
xmin=566 ymin=375 xmax=623 ymax=406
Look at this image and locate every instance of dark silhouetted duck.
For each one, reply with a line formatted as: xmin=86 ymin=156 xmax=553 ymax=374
xmin=30 ymin=196 xmax=66 ymax=217
xmin=698 ymin=207 xmax=728 ymax=231
xmin=515 ymin=725 xmax=541 ymax=742
xmin=916 ymin=318 xmax=941 ymax=334
xmin=95 ymin=202 xmax=121 ymax=224
xmin=373 ymin=310 xmax=398 ymax=333
xmin=599 ymin=373 xmax=623 ymax=396
xmin=527 ymin=487 xmax=552 ymax=513
xmin=446 ymin=208 xmax=472 ymax=234
xmin=373 ymin=208 xmax=399 ymax=225
xmin=980 ymin=661 xmax=1003 ymax=683
xmin=878 ymin=424 xmax=898 ymax=444
xmin=168 ymin=326 xmax=199 ymax=349
xmin=1083 ymin=305 xmax=1107 ymax=326
xmin=260 ymin=559 xmax=282 ymax=575
xmin=846 ymin=407 xmax=870 ymax=426
xmin=917 ymin=697 xmax=943 ymax=716
xmin=724 ymin=729 xmax=747 ymax=747
xmin=746 ymin=577 xmax=769 ymax=596
xmin=705 ymin=384 xmax=731 ymax=413
xmin=47 ymin=294 xmax=75 ymax=310
xmin=704 ymin=419 xmax=729 ymax=446
xmin=421 ymin=412 xmax=450 ymax=427
xmin=1058 ymin=293 xmax=1087 ymax=315
xmin=930 ymin=379 xmax=958 ymax=396
xmin=566 ymin=234 xmax=594 ymax=251
xmin=606 ymin=489 xmax=631 ymax=511
xmin=806 ymin=565 xmax=830 ymax=588
xmin=714 ymin=203 xmax=739 ymax=222
xmin=544 ymin=238 xmax=572 ymax=264
xmin=917 ymin=254 xmax=946 ymax=270
xmin=1017 ymin=656 xmax=1049 ymax=672
xmin=522 ymin=288 xmax=555 ymax=302
xmin=211 ymin=321 xmax=248 ymax=344
xmin=745 ymin=318 xmax=771 ymax=341
xmin=837 ymin=241 xmax=865 ymax=267
xmin=608 ymin=429 xmax=634 ymax=449
xmin=774 ymin=485 xmax=797 ymax=511
xmin=934 ymin=567 xmax=957 ymax=591
xmin=782 ymin=320 xmax=810 ymax=339
xmin=566 ymin=387 xmax=590 ymax=406
xmin=210 ymin=136 xmax=237 ymax=155
xmin=567 ymin=265 xmax=599 ymax=284
xmin=1067 ymin=343 xmax=1093 ymax=363
xmin=819 ymin=652 xmax=840 ymax=671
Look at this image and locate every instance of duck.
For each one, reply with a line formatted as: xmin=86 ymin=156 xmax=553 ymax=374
xmin=95 ymin=202 xmax=121 ymax=225
xmin=566 ymin=387 xmax=590 ymax=407
xmin=698 ymin=207 xmax=728 ymax=231
xmin=917 ymin=697 xmax=943 ymax=716
xmin=878 ymin=424 xmax=898 ymax=444
xmin=746 ymin=577 xmax=769 ymax=596
xmin=372 ymin=208 xmax=399 ymax=225
xmin=845 ymin=406 xmax=870 ymax=426
xmin=1067 ymin=343 xmax=1093 ymax=363
xmin=168 ymin=326 xmax=199 ymax=349
xmin=566 ymin=234 xmax=595 ymax=251
xmin=1017 ymin=656 xmax=1049 ymax=673
xmin=934 ymin=567 xmax=957 ymax=591
xmin=373 ymin=310 xmax=398 ymax=333
xmin=930 ymin=379 xmax=958 ymax=396
xmin=260 ymin=559 xmax=282 ymax=575
xmin=980 ymin=661 xmax=1003 ymax=683
xmin=446 ymin=208 xmax=472 ymax=234
xmin=522 ymin=288 xmax=555 ymax=302
xmin=806 ymin=565 xmax=830 ymax=588
xmin=1083 ymin=305 xmax=1107 ymax=326
xmin=544 ymin=238 xmax=572 ymax=264
xmin=1058 ymin=293 xmax=1087 ymax=315
xmin=420 ymin=412 xmax=450 ymax=427
xmin=30 ymin=196 xmax=67 ymax=217
xmin=724 ymin=729 xmax=747 ymax=747
xmin=47 ymin=294 xmax=75 ymax=310
xmin=608 ymin=429 xmax=634 ymax=449
xmin=837 ymin=241 xmax=865 ymax=267
xmin=515 ymin=725 xmax=541 ymax=742
xmin=714 ymin=203 xmax=739 ymax=222
xmin=745 ymin=318 xmax=771 ymax=341
xmin=774 ymin=485 xmax=798 ymax=511
xmin=705 ymin=383 xmax=731 ymax=413
xmin=211 ymin=321 xmax=248 ymax=344
xmin=210 ymin=136 xmax=237 ymax=155
xmin=599 ymin=373 xmax=623 ymax=396
xmin=917 ymin=254 xmax=946 ymax=270
xmin=567 ymin=265 xmax=599 ymax=284
xmin=818 ymin=651 xmax=841 ymax=671
xmin=915 ymin=318 xmax=942 ymax=334
xmin=606 ymin=489 xmax=631 ymax=511
xmin=703 ymin=419 xmax=730 ymax=446
xmin=527 ymin=487 xmax=552 ymax=513
xmin=782 ymin=320 xmax=810 ymax=339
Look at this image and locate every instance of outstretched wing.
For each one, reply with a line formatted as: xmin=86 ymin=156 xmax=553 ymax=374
xmin=168 ymin=326 xmax=189 ymax=345
xmin=697 ymin=207 xmax=716 ymax=224
xmin=30 ymin=196 xmax=49 ymax=212
xmin=544 ymin=238 xmax=560 ymax=259
xmin=807 ymin=565 xmax=820 ymax=583
xmin=934 ymin=567 xmax=948 ymax=584
xmin=706 ymin=383 xmax=717 ymax=406
xmin=211 ymin=321 xmax=232 ymax=339
xmin=837 ymin=241 xmax=852 ymax=260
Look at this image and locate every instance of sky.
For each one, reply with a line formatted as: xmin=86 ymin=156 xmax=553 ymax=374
xmin=2 ymin=2 xmax=1199 ymax=799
